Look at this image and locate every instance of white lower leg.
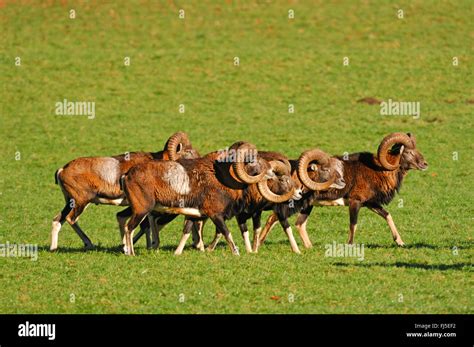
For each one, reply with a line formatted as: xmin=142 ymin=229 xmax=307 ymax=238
xmin=224 ymin=232 xmax=239 ymax=256
xmin=117 ymin=215 xmax=127 ymax=245
xmin=284 ymin=227 xmax=301 ymax=254
xmin=347 ymin=224 xmax=357 ymax=244
xmin=129 ymin=229 xmax=136 ymax=255
xmin=252 ymin=227 xmax=262 ymax=252
xmin=120 ymin=223 xmax=129 ymax=253
xmin=123 ymin=226 xmax=133 ymax=256
xmin=122 ymin=232 xmax=129 ymax=253
xmin=296 ymin=218 xmax=312 ymax=248
xmin=50 ymin=221 xmax=62 ymax=251
xmin=175 ymin=233 xmax=191 ymax=255
xmin=242 ymin=231 xmax=252 ymax=253
xmin=207 ymin=233 xmax=222 ymax=251
xmin=387 ymin=214 xmax=404 ymax=246
xmin=196 ymin=225 xmax=205 ymax=251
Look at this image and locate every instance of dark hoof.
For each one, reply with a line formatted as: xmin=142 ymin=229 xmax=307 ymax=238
xmin=84 ymin=244 xmax=96 ymax=251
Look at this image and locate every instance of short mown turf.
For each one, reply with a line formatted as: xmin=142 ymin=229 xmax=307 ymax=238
xmin=0 ymin=1 xmax=472 ymax=313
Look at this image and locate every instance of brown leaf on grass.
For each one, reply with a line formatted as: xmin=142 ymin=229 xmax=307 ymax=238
xmin=431 ymin=173 xmax=438 ymax=177
xmin=270 ymin=296 xmax=281 ymax=301
xmin=18 ymin=293 xmax=30 ymax=303
xmin=357 ymin=97 xmax=382 ymax=105
xmin=465 ymin=99 xmax=474 ymax=104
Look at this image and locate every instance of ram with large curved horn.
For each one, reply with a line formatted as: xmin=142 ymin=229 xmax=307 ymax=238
xmin=121 ymin=139 xmax=303 ymax=255
xmin=206 ymin=150 xmax=303 ymax=254
xmin=377 ymin=132 xmax=414 ymax=171
xmin=297 ymin=149 xmax=337 ymax=191
xmin=165 ymin=131 xmax=193 ymax=161
xmin=50 ymin=131 xmax=200 ymax=252
xmin=257 ymin=160 xmax=296 ymax=203
xmin=232 ymin=142 xmax=268 ymax=184
xmin=253 ymin=148 xmax=345 ymax=253
xmin=259 ymin=132 xmax=428 ymax=251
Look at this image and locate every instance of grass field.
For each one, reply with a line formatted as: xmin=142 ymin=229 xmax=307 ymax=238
xmin=0 ymin=1 xmax=472 ymax=314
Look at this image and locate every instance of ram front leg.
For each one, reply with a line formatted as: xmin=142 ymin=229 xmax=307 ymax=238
xmin=295 ymin=205 xmax=314 ymax=249
xmin=368 ymin=205 xmax=405 ymax=246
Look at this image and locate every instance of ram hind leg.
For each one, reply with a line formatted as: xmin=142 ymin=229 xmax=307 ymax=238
xmin=347 ymin=200 xmax=361 ymax=245
xmin=50 ymin=204 xmax=72 ymax=251
xmin=149 ymin=214 xmax=178 ymax=250
xmin=207 ymin=227 xmax=222 ymax=252
xmin=175 ymin=219 xmax=195 ymax=255
xmin=124 ymin=213 xmax=148 ymax=256
xmin=116 ymin=208 xmax=131 ymax=252
xmin=211 ymin=216 xmax=239 ymax=256
xmin=257 ymin=212 xmax=279 ymax=245
xmin=192 ymin=219 xmax=206 ymax=251
xmin=117 ymin=207 xmax=150 ymax=253
xmin=65 ymin=200 xmax=94 ymax=250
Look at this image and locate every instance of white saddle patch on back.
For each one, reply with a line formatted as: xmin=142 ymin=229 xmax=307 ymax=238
xmin=95 ymin=158 xmax=120 ymax=185
xmin=162 ymin=162 xmax=191 ymax=195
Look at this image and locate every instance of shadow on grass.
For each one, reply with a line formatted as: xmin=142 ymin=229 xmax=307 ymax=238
xmin=155 ymin=245 xmax=206 ymax=253
xmin=333 ymin=261 xmax=472 ymax=271
xmin=364 ymin=242 xmax=472 ymax=250
xmin=38 ymin=245 xmax=123 ymax=254
xmin=263 ymin=240 xmax=469 ymax=251
xmin=39 ymin=244 xmax=209 ymax=255
xmin=260 ymin=240 xmax=293 ymax=247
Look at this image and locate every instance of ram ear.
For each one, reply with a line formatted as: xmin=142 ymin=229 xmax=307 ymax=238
xmin=264 ymin=169 xmax=276 ymax=180
xmin=400 ymin=145 xmax=405 ymax=155
xmin=309 ymin=163 xmax=318 ymax=171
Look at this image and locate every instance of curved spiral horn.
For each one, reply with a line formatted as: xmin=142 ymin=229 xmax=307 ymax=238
xmin=297 ymin=149 xmax=336 ymax=191
xmin=377 ymin=132 xmax=413 ymax=170
xmin=257 ymin=161 xmax=295 ymax=203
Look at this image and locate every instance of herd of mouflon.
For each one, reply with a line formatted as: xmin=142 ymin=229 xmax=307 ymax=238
xmin=50 ymin=131 xmax=428 ymax=256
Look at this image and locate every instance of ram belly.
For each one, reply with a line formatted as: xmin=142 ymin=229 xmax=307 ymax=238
xmin=312 ymin=198 xmax=347 ymax=207
xmin=153 ymin=205 xmax=203 ymax=217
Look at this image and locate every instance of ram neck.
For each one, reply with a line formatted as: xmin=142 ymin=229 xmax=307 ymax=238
xmin=372 ymin=168 xmax=407 ymax=205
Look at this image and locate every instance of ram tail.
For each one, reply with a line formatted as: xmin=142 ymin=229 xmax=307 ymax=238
xmin=119 ymin=174 xmax=126 ymax=191
xmin=54 ymin=168 xmax=63 ymax=185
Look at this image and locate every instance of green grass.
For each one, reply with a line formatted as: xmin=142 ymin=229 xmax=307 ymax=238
xmin=0 ymin=0 xmax=472 ymax=314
